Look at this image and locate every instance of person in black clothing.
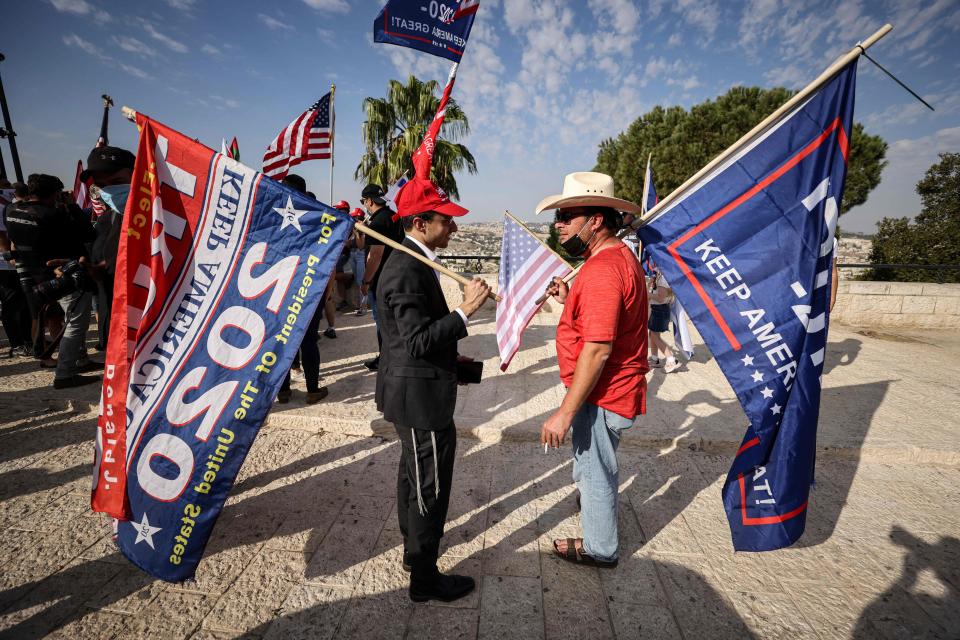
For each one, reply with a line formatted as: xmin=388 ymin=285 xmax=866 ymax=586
xmin=359 ymin=183 xmax=404 ymax=371
xmin=377 ymin=175 xmax=490 ymax=602
xmin=0 ymin=185 xmax=32 ymax=357
xmin=276 ymin=174 xmax=328 ymax=405
xmin=82 ymin=146 xmax=135 ymax=351
xmin=6 ymin=174 xmax=98 ymax=387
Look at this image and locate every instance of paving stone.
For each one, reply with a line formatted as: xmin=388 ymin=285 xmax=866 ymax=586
xmin=335 ymin=591 xmax=411 ymax=640
xmin=540 ymin=555 xmax=614 ymax=640
xmin=607 ymin=601 xmax=682 ymax=640
xmin=47 ymin=608 xmax=131 ymax=640
xmin=117 ymin=589 xmax=215 ymax=639
xmin=407 ymin=605 xmax=480 ymax=640
xmin=304 ymin=514 xmax=383 ymax=587
xmin=654 ymin=556 xmax=752 ymax=639
xmin=262 ymin=583 xmax=352 ymax=640
xmin=201 ymin=550 xmax=304 ymax=632
xmin=478 ymin=575 xmax=543 ymax=640
xmin=726 ymin=590 xmax=818 ymax=638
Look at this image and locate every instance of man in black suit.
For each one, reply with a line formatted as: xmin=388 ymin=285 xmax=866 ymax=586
xmin=376 ymin=176 xmax=491 ymax=603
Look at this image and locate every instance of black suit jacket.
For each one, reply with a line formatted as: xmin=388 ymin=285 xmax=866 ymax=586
xmin=375 ymin=238 xmax=467 ymax=430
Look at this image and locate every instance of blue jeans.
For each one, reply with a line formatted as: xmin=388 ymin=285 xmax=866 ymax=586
xmin=571 ymin=403 xmax=634 ymax=562
xmin=368 ymin=288 xmax=379 ymax=327
xmin=349 ymin=250 xmax=366 ymax=291
xmin=56 ymin=290 xmax=93 ymax=380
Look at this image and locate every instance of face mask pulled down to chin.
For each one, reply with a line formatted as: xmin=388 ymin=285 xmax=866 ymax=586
xmin=560 ymin=217 xmax=598 ymax=257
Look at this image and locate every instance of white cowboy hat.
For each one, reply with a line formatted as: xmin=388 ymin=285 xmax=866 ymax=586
xmin=535 ymin=171 xmax=641 ymax=215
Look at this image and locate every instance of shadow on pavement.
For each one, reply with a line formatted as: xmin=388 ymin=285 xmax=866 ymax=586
xmin=854 ymin=525 xmax=960 ymax=638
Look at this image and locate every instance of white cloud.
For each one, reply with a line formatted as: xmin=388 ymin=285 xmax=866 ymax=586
xmin=63 ymin=33 xmax=151 ymax=80
xmin=201 ymin=44 xmax=221 ymax=56
xmin=674 ymin=0 xmax=720 ymax=38
xmin=209 ymin=95 xmax=240 ymax=109
xmin=258 ymin=13 xmax=294 ymax=31
xmin=317 ymin=27 xmax=336 ymax=40
xmin=165 ymin=0 xmax=195 ymax=11
xmin=763 ymin=64 xmax=808 ymax=88
xmin=141 ymin=21 xmax=189 ymax=53
xmin=113 ymin=36 xmax=157 ymax=58
xmin=49 ymin=0 xmax=110 ymax=23
xmin=301 ymin=0 xmax=350 ymax=12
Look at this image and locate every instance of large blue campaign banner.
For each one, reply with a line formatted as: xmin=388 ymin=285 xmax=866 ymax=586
xmin=638 ymin=62 xmax=857 ymax=551
xmin=374 ymin=0 xmax=479 ymax=62
xmin=92 ymin=114 xmax=351 ymax=581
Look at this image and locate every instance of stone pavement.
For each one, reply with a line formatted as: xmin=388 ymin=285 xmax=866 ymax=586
xmin=1 ymin=307 xmax=958 ymax=639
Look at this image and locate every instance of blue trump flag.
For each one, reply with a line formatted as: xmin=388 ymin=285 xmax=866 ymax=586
xmin=374 ymin=0 xmax=479 ymax=62
xmin=92 ymin=114 xmax=352 ymax=581
xmin=637 ymin=62 xmax=856 ymax=551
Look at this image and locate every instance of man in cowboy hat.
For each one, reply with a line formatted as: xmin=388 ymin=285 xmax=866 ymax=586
xmin=378 ymin=175 xmax=491 ymax=602
xmin=538 ymin=171 xmax=649 ymax=568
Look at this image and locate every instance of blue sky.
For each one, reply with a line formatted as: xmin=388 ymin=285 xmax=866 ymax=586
xmin=3 ymin=0 xmax=959 ymax=233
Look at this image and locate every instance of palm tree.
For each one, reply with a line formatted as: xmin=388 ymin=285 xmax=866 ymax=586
xmin=354 ymin=74 xmax=477 ymax=200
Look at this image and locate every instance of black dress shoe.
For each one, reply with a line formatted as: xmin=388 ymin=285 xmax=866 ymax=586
xmin=53 ymin=374 xmax=101 ymax=389
xmin=363 ymin=357 xmax=379 ymax=371
xmin=409 ymin=573 xmax=475 ymax=603
xmin=75 ymin=361 xmax=103 ymax=374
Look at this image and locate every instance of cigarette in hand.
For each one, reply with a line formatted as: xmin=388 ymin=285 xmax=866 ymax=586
xmin=543 ymin=443 xmax=548 ymax=454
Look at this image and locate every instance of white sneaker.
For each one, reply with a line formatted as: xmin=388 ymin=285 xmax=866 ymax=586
xmin=664 ymin=356 xmax=680 ymax=373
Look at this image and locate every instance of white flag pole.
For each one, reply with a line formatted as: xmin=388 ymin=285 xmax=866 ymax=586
xmin=641 ymin=153 xmax=652 ymax=216
xmin=329 ymin=83 xmax=336 ymax=205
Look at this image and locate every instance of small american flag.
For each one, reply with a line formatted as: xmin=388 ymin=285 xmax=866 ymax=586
xmin=496 ymin=214 xmax=571 ymax=370
xmin=262 ymin=92 xmax=333 ymax=179
xmin=72 ymin=160 xmax=92 ymax=209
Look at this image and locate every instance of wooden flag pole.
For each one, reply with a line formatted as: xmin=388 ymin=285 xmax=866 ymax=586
xmin=120 ymin=106 xmax=500 ymax=304
xmin=532 ymin=23 xmax=893 ymax=306
xmin=633 ymin=23 xmax=892 ymax=227
xmin=354 ymin=221 xmax=501 ymax=303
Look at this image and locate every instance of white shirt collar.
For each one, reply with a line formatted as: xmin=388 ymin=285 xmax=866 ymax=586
xmin=406 ymin=235 xmax=438 ymax=262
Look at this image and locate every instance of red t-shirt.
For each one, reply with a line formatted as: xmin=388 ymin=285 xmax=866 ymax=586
xmin=556 ymin=242 xmax=649 ymax=418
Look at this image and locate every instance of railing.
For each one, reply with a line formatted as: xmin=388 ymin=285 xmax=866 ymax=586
xmin=440 ymin=257 xmax=960 ymax=281
xmin=837 ymin=264 xmax=960 ymax=283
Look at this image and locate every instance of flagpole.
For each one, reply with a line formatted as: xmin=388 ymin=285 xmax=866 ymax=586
xmin=118 ymin=105 xmax=497 ymax=303
xmin=532 ymin=24 xmax=893 ymax=306
xmin=328 ymin=83 xmax=335 ymax=205
xmin=636 ymin=23 xmax=892 ymax=226
xmin=504 ymin=210 xmax=571 ymax=265
xmin=641 ymin=153 xmax=651 ymax=216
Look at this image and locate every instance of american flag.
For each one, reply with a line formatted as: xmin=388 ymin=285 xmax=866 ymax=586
xmin=72 ymin=160 xmax=92 ymax=209
xmin=262 ymin=92 xmax=333 ymax=179
xmin=496 ymin=214 xmax=571 ymax=370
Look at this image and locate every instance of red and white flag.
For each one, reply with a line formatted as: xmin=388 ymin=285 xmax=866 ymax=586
xmin=496 ymin=214 xmax=571 ymax=370
xmin=72 ymin=160 xmax=92 ymax=209
xmin=262 ymin=92 xmax=333 ymax=180
xmin=412 ymin=63 xmax=458 ymax=179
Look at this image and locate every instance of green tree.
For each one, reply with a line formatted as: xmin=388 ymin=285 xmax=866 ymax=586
xmin=355 ymin=74 xmax=477 ymax=200
xmin=594 ymin=86 xmax=887 ymax=215
xmin=865 ymin=152 xmax=960 ymax=282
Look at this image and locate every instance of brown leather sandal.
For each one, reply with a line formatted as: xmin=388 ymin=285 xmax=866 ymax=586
xmin=552 ymin=538 xmax=618 ymax=568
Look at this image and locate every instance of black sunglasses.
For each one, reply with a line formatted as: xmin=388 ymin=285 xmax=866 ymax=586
xmin=553 ymin=210 xmax=592 ymax=224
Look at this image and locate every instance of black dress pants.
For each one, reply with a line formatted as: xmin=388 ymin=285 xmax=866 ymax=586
xmin=394 ymin=422 xmax=456 ymax=583
xmin=0 ymin=270 xmax=31 ymax=349
xmin=280 ymin=305 xmax=323 ymax=393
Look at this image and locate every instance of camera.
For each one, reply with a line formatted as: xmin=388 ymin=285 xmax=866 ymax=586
xmin=33 ymin=260 xmax=91 ymax=302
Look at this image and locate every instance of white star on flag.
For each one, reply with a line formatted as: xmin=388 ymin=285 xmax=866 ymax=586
xmin=760 ymin=386 xmax=774 ymax=399
xmin=273 ymin=196 xmax=307 ymax=233
xmin=770 ymin=403 xmax=782 ymax=415
xmin=133 ymin=512 xmax=161 ymax=549
xmin=741 ymin=354 xmax=754 ymax=367
xmin=751 ymin=370 xmax=764 ymax=383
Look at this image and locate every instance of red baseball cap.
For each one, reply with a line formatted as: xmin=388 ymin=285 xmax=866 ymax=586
xmin=333 ymin=200 xmax=350 ymax=211
xmin=394 ymin=176 xmax=468 ymax=219
xmin=350 ymin=207 xmax=364 ymax=219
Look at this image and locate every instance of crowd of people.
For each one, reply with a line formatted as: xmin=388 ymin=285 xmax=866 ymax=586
xmin=0 ymin=154 xmax=694 ymax=604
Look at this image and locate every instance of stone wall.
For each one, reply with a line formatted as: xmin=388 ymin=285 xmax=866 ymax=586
xmin=831 ymin=281 xmax=960 ymax=329
xmin=439 ymin=275 xmax=960 ymax=330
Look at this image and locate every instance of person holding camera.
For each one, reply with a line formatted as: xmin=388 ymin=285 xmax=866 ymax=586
xmin=5 ymin=174 xmax=98 ymax=388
